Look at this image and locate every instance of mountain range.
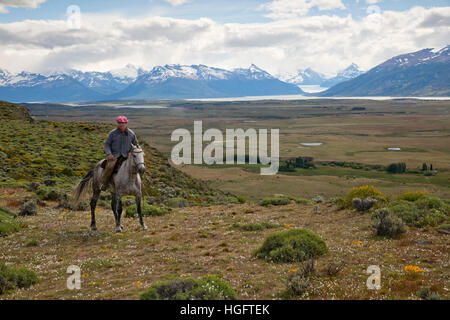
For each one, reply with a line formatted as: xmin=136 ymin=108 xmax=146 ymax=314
xmin=278 ymin=63 xmax=365 ymax=87
xmin=320 ymin=45 xmax=450 ymax=97
xmin=0 ymin=64 xmax=304 ymax=102
xmin=0 ymin=45 xmax=448 ymax=102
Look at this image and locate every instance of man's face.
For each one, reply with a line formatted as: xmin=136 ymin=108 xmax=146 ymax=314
xmin=117 ymin=122 xmax=127 ymax=131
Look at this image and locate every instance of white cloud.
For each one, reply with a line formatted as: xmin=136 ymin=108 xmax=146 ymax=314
xmin=0 ymin=6 xmax=448 ymax=76
xmin=260 ymin=0 xmax=346 ymax=19
xmin=0 ymin=0 xmax=46 ymax=14
xmin=163 ymin=0 xmax=189 ymax=6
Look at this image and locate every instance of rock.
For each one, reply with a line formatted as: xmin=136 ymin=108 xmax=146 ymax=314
xmin=19 ymin=200 xmax=37 ymax=216
xmin=437 ymin=229 xmax=450 ymax=235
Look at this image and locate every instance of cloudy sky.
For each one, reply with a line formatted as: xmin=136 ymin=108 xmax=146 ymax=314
xmin=0 ymin=0 xmax=449 ymax=76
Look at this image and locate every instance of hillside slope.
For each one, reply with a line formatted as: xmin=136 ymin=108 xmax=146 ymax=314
xmin=0 ymin=101 xmax=231 ymax=207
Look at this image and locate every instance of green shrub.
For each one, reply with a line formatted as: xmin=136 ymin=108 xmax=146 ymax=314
xmin=294 ymin=198 xmax=312 ymax=205
xmin=0 ymin=208 xmax=20 ymax=236
xmin=255 ymin=228 xmax=327 ymax=262
xmin=260 ymin=196 xmax=291 ymax=207
xmin=284 ymin=259 xmax=316 ymax=297
xmin=397 ymin=191 xmax=428 ymax=202
xmin=18 ymin=200 xmax=37 ymax=216
xmin=387 ymin=196 xmax=448 ymax=228
xmin=236 ymin=195 xmax=247 ymax=203
xmin=372 ymin=208 xmax=406 ymax=238
xmin=311 ymin=195 xmax=325 ymax=203
xmin=140 ymin=276 xmax=237 ymax=300
xmin=0 ymin=262 xmax=39 ymax=295
xmin=167 ymin=197 xmax=188 ymax=208
xmin=416 ymin=286 xmax=441 ymax=300
xmin=36 ymin=186 xmax=65 ymax=201
xmin=344 ymin=185 xmax=387 ymax=208
xmin=125 ymin=202 xmax=170 ymax=217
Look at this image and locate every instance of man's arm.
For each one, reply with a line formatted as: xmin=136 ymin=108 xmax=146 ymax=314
xmin=104 ymin=132 xmax=114 ymax=158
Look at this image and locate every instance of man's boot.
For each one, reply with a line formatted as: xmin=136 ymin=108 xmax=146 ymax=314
xmin=101 ymin=158 xmax=116 ymax=191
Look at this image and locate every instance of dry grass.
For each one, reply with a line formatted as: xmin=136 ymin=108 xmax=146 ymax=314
xmin=1 ymin=191 xmax=448 ymax=300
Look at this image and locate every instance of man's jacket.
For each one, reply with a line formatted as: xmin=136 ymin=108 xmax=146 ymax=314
xmin=104 ymin=128 xmax=139 ymax=159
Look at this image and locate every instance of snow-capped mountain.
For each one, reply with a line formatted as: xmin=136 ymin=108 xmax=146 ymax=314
xmin=63 ymin=69 xmax=139 ymax=95
xmin=0 ymin=64 xmax=303 ymax=102
xmin=321 ymin=45 xmax=450 ymax=97
xmin=279 ymin=68 xmax=327 ymax=85
xmin=0 ymin=70 xmax=105 ymax=102
xmin=321 ymin=64 xmax=365 ymax=87
xmin=112 ymin=64 xmax=303 ymax=100
xmin=371 ymin=45 xmax=450 ymax=72
xmin=109 ymin=64 xmax=144 ymax=80
xmin=278 ymin=64 xmax=364 ymax=87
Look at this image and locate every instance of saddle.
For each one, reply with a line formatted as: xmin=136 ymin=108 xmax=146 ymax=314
xmin=100 ymin=156 xmax=126 ymax=174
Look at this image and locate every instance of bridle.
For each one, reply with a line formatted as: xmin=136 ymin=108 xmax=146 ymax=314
xmin=132 ymin=147 xmax=145 ymax=167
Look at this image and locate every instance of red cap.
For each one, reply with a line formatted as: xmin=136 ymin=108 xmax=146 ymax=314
xmin=116 ymin=115 xmax=128 ymax=123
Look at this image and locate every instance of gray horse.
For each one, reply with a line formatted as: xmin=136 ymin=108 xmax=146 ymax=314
xmin=72 ymin=144 xmax=147 ymax=232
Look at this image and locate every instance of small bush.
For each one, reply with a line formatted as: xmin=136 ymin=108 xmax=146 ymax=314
xmin=167 ymin=197 xmax=188 ymax=208
xmin=18 ymin=200 xmax=37 ymax=216
xmin=311 ymin=195 xmax=325 ymax=203
xmin=260 ymin=196 xmax=291 ymax=207
xmin=352 ymin=197 xmax=377 ymax=212
xmin=140 ymin=275 xmax=237 ymax=300
xmin=372 ymin=208 xmax=406 ymax=238
xmin=397 ymin=191 xmax=428 ymax=202
xmin=416 ymin=286 xmax=441 ymax=300
xmin=125 ymin=202 xmax=169 ymax=217
xmin=344 ymin=185 xmax=387 ymax=208
xmin=36 ymin=186 xmax=65 ymax=201
xmin=255 ymin=228 xmax=327 ymax=262
xmin=0 ymin=262 xmax=39 ymax=295
xmin=236 ymin=195 xmax=247 ymax=203
xmin=387 ymin=195 xmax=448 ymax=228
xmin=284 ymin=259 xmax=316 ymax=297
xmin=294 ymin=198 xmax=312 ymax=205
xmin=0 ymin=208 xmax=20 ymax=236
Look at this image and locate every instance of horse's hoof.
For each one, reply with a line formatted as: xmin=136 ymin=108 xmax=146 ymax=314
xmin=142 ymin=225 xmax=148 ymax=231
xmin=91 ymin=225 xmax=97 ymax=231
xmin=115 ymin=226 xmax=123 ymax=233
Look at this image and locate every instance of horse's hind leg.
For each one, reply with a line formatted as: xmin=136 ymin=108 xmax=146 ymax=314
xmin=90 ymin=190 xmax=100 ymax=231
xmin=136 ymin=193 xmax=147 ymax=230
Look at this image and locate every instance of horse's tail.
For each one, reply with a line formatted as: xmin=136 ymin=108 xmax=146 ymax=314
xmin=71 ymin=169 xmax=94 ymax=206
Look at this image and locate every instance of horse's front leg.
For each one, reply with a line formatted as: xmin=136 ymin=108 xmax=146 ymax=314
xmin=136 ymin=193 xmax=147 ymax=230
xmin=89 ymin=190 xmax=100 ymax=231
xmin=111 ymin=193 xmax=122 ymax=233
xmin=117 ymin=197 xmax=123 ymax=231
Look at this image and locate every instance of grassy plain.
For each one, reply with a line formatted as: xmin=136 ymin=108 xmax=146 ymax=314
xmin=26 ymin=99 xmax=450 ymax=200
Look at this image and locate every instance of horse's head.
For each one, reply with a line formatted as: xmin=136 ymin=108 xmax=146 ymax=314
xmin=131 ymin=144 xmax=145 ymax=175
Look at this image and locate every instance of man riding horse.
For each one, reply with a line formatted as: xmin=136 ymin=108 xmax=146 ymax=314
xmin=101 ymin=115 xmax=138 ymax=190
xmin=72 ymin=115 xmax=147 ymax=232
